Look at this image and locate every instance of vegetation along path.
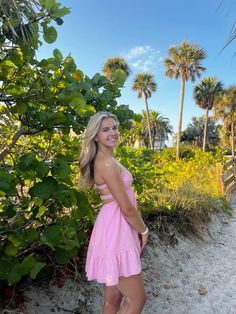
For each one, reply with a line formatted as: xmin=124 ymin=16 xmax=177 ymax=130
xmin=22 ymin=196 xmax=236 ymax=314
xmin=142 ymin=195 xmax=236 ymax=314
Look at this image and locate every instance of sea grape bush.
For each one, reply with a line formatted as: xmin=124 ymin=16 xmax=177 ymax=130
xmin=0 ymin=0 xmax=230 ymax=286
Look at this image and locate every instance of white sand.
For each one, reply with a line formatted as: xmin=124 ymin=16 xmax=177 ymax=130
xmin=8 ymin=196 xmax=236 ymax=314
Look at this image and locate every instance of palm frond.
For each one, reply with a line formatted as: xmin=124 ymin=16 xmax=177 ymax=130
xmin=102 ymin=57 xmax=130 ymax=79
xmin=164 ymin=41 xmax=206 ymax=83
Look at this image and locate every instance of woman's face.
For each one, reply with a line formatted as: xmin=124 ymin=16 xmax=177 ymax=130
xmin=96 ymin=117 xmax=119 ymax=149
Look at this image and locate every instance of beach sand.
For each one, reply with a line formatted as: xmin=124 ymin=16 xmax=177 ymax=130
xmin=6 ymin=196 xmax=236 ymax=314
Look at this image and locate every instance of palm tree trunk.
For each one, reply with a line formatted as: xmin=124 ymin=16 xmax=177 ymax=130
xmin=144 ymin=95 xmax=153 ymax=149
xmin=152 ymin=137 xmax=155 ymax=149
xmin=176 ymin=77 xmax=185 ymax=159
xmin=203 ymin=107 xmax=209 ymax=152
xmin=231 ymin=121 xmax=235 ymax=157
xmin=152 ymin=129 xmax=155 ymax=149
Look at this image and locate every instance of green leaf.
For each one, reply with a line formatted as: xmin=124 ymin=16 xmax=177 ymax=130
xmin=69 ymin=95 xmax=86 ymax=109
xmin=64 ymin=56 xmax=76 ymax=72
xmin=75 ymin=104 xmax=96 ymax=115
xmin=51 ymin=112 xmax=66 ymax=124
xmin=135 ymin=184 xmax=143 ymax=194
xmin=38 ymin=58 xmax=48 ymax=67
xmin=32 ymin=160 xmax=49 ymax=178
xmin=15 ymin=102 xmax=27 ymax=114
xmin=25 ymin=228 xmax=38 ymax=242
xmin=53 ymin=48 xmax=63 ymax=60
xmin=8 ymin=263 xmax=22 ymax=285
xmin=5 ymin=245 xmax=18 ymax=256
xmin=52 ymin=7 xmax=71 ymax=18
xmin=37 ymin=111 xmax=50 ymax=125
xmin=8 ymin=233 xmax=25 ymax=247
xmin=101 ymin=90 xmax=113 ymax=103
xmin=41 ymin=225 xmax=62 ymax=247
xmin=61 ymin=190 xmax=77 ymax=207
xmin=34 ymin=198 xmax=43 ymax=207
xmin=64 ymin=226 xmax=77 ymax=238
xmin=54 ymin=185 xmax=70 ymax=202
xmin=6 ymin=84 xmax=24 ymax=95
xmin=0 ymin=260 xmax=11 ymax=280
xmin=111 ymin=69 xmax=127 ymax=87
xmin=29 ymin=177 xmax=58 ymax=199
xmin=21 ymin=255 xmax=36 ymax=275
xmin=43 ymin=26 xmax=57 ymax=44
xmin=77 ymin=77 xmax=92 ymax=90
xmin=44 ymin=0 xmax=56 ymax=11
xmin=0 ymin=171 xmax=16 ymax=194
xmin=55 ymin=247 xmax=77 ymax=264
xmin=36 ymin=206 xmax=47 ymax=218
xmin=58 ymin=239 xmax=79 ymax=251
xmin=51 ymin=158 xmax=71 ymax=179
xmin=1 ymin=205 xmax=16 ymax=218
xmin=92 ymin=73 xmax=102 ymax=85
xmin=18 ymin=153 xmax=36 ymax=171
xmin=10 ymin=49 xmax=24 ymax=66
xmin=30 ymin=262 xmax=46 ymax=279
xmin=17 ymin=153 xmax=49 ymax=178
xmin=72 ymin=191 xmax=90 ymax=219
xmin=55 ymin=17 xmax=64 ymax=25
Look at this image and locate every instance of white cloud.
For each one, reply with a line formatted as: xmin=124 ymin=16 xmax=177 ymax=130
xmin=122 ymin=45 xmax=161 ymax=73
xmin=131 ymin=58 xmax=154 ymax=72
xmin=124 ymin=45 xmax=154 ymax=60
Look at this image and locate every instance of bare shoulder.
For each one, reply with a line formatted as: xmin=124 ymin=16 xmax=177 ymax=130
xmin=94 ymin=154 xmax=119 ymax=178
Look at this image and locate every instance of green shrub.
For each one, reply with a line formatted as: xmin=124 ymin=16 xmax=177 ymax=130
xmin=116 ymin=145 xmax=230 ymax=237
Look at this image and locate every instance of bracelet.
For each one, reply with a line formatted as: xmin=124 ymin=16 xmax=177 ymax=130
xmin=141 ymin=227 xmax=149 ymax=235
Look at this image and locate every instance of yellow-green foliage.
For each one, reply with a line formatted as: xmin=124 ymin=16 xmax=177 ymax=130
xmin=117 ymin=145 xmax=230 ymax=236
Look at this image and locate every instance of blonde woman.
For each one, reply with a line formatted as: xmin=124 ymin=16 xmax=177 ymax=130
xmin=79 ymin=112 xmax=149 ymax=314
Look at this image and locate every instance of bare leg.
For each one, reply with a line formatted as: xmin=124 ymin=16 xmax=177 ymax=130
xmin=103 ymin=285 xmax=123 ymax=314
xmin=117 ymin=274 xmax=147 ymax=314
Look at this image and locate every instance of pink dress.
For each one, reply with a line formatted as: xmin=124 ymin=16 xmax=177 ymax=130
xmin=85 ymin=169 xmax=141 ymax=286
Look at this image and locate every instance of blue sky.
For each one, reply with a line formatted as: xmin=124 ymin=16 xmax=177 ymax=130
xmin=38 ymin=0 xmax=236 ymax=141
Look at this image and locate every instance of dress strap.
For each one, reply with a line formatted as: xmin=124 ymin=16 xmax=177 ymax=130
xmin=100 ymin=194 xmax=113 ymax=200
xmin=94 ymin=182 xmax=107 ymax=190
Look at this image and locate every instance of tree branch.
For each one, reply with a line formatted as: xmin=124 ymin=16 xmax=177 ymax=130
xmin=0 ymin=125 xmax=24 ymax=160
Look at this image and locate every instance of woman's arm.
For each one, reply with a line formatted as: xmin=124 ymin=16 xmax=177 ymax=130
xmin=97 ymin=158 xmax=148 ymax=238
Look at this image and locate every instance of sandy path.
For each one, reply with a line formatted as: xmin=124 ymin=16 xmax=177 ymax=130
xmin=142 ymin=196 xmax=236 ymax=314
xmin=21 ymin=196 xmax=236 ymax=314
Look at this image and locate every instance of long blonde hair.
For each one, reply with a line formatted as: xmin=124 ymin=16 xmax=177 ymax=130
xmin=78 ymin=111 xmax=118 ymax=189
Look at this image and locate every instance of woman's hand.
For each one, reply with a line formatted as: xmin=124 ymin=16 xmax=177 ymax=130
xmin=140 ymin=231 xmax=149 ymax=250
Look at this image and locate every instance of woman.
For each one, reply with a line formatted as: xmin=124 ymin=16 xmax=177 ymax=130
xmin=79 ymin=111 xmax=149 ymax=314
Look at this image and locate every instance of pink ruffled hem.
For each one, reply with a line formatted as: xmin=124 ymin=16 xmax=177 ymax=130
xmin=86 ymin=246 xmax=141 ymax=286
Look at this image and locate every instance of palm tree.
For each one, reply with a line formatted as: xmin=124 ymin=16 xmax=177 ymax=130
xmin=193 ymin=77 xmax=223 ymax=151
xmin=141 ymin=110 xmax=173 ymax=149
xmin=132 ymin=72 xmax=157 ymax=149
xmin=102 ymin=57 xmax=130 ymax=80
xmin=181 ymin=116 xmax=220 ymax=148
xmin=214 ymin=86 xmax=236 ymax=156
xmin=164 ymin=41 xmax=206 ymax=159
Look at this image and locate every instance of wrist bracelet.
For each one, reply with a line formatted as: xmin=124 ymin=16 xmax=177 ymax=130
xmin=141 ymin=227 xmax=149 ymax=235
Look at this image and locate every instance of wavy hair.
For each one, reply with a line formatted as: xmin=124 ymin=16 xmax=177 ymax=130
xmin=78 ymin=111 xmax=118 ymax=189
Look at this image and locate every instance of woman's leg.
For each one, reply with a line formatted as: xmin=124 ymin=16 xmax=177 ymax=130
xmin=103 ymin=285 xmax=123 ymax=314
xmin=117 ymin=273 xmax=147 ymax=314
